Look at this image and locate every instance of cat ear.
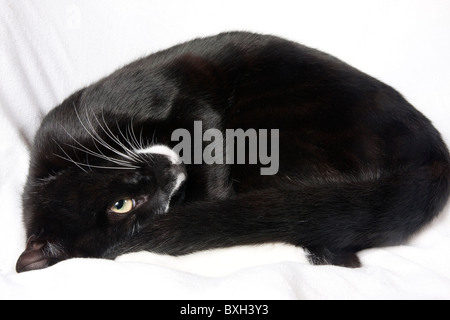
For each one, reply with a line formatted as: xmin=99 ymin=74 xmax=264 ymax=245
xmin=16 ymin=235 xmax=69 ymax=273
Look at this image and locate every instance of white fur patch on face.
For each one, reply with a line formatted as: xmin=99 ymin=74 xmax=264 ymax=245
xmin=164 ymin=171 xmax=187 ymax=213
xmin=173 ymin=171 xmax=187 ymax=193
xmin=135 ymin=145 xmax=181 ymax=165
xmin=136 ymin=144 xmax=186 ymax=213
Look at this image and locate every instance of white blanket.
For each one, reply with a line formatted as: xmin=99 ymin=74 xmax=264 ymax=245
xmin=1 ymin=0 xmax=449 ymax=300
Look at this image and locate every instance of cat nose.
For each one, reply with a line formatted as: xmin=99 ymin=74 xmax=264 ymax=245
xmin=16 ymin=235 xmax=67 ymax=273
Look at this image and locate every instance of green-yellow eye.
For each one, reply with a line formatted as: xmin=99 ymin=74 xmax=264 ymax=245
xmin=110 ymin=198 xmax=135 ymax=214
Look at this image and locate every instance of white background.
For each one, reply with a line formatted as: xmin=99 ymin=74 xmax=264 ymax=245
xmin=0 ymin=0 xmax=449 ymax=299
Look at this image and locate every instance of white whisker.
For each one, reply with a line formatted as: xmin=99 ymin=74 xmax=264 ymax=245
xmin=129 ymin=118 xmax=144 ymax=150
xmin=97 ymin=110 xmax=141 ymax=162
xmin=82 ymin=107 xmax=135 ymax=162
xmin=57 ymin=124 xmax=138 ymax=169
xmin=138 ymin=126 xmax=145 ymax=150
xmin=51 ymin=103 xmax=147 ymax=171
xmin=53 ymin=139 xmax=89 ymax=173
xmin=54 ymin=154 xmax=137 ymax=170
xmin=66 ymin=142 xmax=140 ymax=169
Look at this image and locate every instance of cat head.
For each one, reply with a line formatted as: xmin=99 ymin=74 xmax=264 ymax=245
xmin=16 ymin=91 xmax=187 ymax=273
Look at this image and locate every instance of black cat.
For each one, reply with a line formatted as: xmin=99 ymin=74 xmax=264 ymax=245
xmin=16 ymin=32 xmax=450 ymax=273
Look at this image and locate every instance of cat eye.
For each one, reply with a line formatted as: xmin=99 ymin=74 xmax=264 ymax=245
xmin=109 ymin=198 xmax=136 ymax=214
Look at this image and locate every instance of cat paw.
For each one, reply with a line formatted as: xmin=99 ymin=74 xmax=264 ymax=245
xmin=306 ymin=247 xmax=361 ymax=268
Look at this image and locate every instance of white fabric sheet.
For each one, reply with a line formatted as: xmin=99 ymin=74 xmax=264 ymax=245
xmin=1 ymin=0 xmax=449 ymax=299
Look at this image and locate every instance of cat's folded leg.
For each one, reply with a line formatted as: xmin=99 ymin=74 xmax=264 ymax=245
xmin=101 ymin=189 xmax=365 ymax=268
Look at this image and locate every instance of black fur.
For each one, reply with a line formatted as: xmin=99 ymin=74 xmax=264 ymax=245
xmin=16 ymin=32 xmax=450 ymax=272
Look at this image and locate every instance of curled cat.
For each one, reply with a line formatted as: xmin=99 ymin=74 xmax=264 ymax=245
xmin=16 ymin=32 xmax=450 ymax=272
